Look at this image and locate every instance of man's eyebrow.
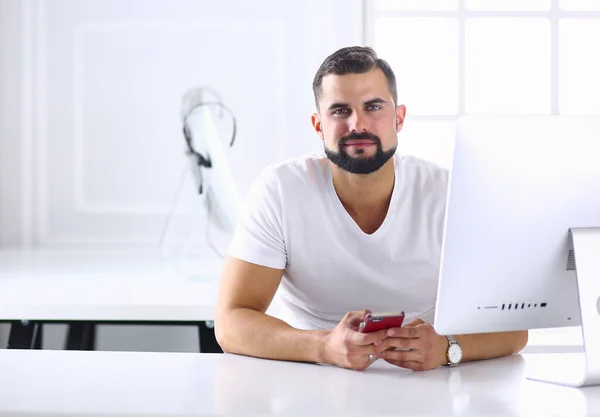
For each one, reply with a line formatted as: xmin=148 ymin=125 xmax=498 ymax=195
xmin=327 ymin=102 xmax=349 ymax=111
xmin=364 ymin=98 xmax=387 ymax=106
xmin=327 ymin=98 xmax=387 ymax=111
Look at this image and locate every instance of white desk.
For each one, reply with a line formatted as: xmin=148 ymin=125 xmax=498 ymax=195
xmin=0 ymin=248 xmax=223 ymax=351
xmin=0 ymin=350 xmax=599 ymax=417
xmin=0 ymin=248 xmax=222 ymax=321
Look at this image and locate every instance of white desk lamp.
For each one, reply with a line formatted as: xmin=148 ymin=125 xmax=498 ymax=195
xmin=160 ymin=88 xmax=240 ymax=260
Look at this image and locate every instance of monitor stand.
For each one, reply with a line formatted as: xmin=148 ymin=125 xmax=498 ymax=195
xmin=526 ymin=227 xmax=600 ymax=387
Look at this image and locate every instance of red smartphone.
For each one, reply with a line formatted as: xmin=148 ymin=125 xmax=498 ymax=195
xmin=359 ymin=311 xmax=405 ymax=333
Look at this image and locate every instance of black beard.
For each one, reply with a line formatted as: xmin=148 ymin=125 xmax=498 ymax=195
xmin=324 ymin=131 xmax=396 ymax=174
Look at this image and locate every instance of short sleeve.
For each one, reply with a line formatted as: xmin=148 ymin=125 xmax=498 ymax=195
xmin=227 ymin=168 xmax=287 ymax=269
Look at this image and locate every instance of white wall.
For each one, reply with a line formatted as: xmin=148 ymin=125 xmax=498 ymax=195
xmin=0 ymin=0 xmax=364 ymax=350
xmin=0 ymin=0 xmax=364 ymax=248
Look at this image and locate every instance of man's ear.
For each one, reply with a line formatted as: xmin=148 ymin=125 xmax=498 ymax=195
xmin=311 ymin=113 xmax=323 ymax=138
xmin=395 ymin=104 xmax=407 ymax=133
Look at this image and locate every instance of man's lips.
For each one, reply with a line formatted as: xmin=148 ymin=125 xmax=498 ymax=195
xmin=343 ymin=140 xmax=375 ymax=146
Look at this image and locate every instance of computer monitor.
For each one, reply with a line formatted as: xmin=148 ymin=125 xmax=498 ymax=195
xmin=434 ymin=115 xmax=600 ymax=388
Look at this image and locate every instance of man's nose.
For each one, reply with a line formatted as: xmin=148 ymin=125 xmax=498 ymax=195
xmin=348 ymin=110 xmax=368 ymax=133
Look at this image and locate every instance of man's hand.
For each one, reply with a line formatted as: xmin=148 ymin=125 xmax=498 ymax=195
xmin=377 ymin=318 xmax=448 ymax=371
xmin=322 ymin=310 xmax=389 ymax=371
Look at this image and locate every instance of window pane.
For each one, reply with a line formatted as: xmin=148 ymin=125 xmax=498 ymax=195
xmin=465 ymin=18 xmax=551 ymax=115
xmin=560 ymin=0 xmax=600 ymax=10
xmin=374 ymin=18 xmax=459 ymax=115
xmin=375 ymin=0 xmax=458 ymax=11
xmin=466 ymin=0 xmax=550 ymax=10
xmin=559 ymin=19 xmax=600 ymax=114
xmin=397 ymin=120 xmax=456 ymax=169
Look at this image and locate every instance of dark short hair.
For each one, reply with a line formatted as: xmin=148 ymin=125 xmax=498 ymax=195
xmin=312 ymin=46 xmax=398 ymax=111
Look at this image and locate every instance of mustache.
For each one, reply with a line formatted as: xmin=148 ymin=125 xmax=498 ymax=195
xmin=339 ymin=131 xmax=382 ymax=146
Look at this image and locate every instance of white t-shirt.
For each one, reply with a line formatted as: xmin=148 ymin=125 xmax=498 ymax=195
xmin=227 ymin=152 xmax=449 ymax=330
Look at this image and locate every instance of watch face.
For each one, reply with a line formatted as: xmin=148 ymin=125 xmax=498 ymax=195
xmin=448 ymin=344 xmax=463 ymax=364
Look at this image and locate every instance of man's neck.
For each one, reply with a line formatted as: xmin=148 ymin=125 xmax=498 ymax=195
xmin=330 ymin=158 xmax=396 ymax=224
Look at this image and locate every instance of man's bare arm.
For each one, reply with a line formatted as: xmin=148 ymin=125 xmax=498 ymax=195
xmin=215 ymin=256 xmax=388 ymax=369
xmin=379 ymin=319 xmax=528 ymax=370
xmin=215 ymin=256 xmax=327 ymax=362
xmin=455 ymin=330 xmax=528 ymax=362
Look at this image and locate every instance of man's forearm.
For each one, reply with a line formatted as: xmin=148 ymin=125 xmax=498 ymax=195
xmin=216 ymin=308 xmax=329 ymax=363
xmin=456 ymin=330 xmax=528 ymax=363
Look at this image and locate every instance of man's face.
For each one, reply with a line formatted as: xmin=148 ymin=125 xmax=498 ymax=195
xmin=312 ymin=68 xmax=405 ymax=175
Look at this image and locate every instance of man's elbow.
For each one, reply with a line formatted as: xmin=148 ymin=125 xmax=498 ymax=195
xmin=214 ymin=310 xmax=235 ymax=354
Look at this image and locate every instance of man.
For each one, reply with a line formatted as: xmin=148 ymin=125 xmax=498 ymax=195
xmin=215 ymin=46 xmax=528 ymax=371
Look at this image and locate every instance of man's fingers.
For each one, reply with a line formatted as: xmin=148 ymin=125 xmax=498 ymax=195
xmin=384 ymin=359 xmax=426 ymax=371
xmin=351 ymin=328 xmax=389 ymax=346
xmin=404 ymin=318 xmax=425 ymax=327
xmin=385 ymin=324 xmax=422 ymax=338
xmin=343 ymin=310 xmax=364 ymax=324
xmin=377 ymin=336 xmax=420 ymax=350
xmin=354 ymin=343 xmax=387 ymax=357
xmin=343 ymin=310 xmax=370 ymax=330
xmin=380 ymin=348 xmax=423 ymax=363
xmin=338 ymin=344 xmax=386 ymax=370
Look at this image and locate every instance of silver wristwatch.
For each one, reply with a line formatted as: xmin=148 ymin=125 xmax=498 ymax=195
xmin=446 ymin=335 xmax=463 ymax=366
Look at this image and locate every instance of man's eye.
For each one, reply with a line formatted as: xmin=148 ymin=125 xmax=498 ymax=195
xmin=333 ymin=108 xmax=349 ymax=115
xmin=366 ymin=104 xmax=381 ymax=111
